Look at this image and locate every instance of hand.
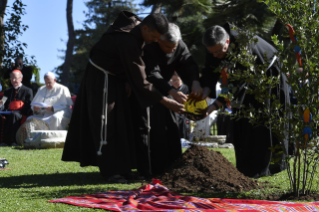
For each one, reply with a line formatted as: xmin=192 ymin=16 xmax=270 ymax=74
xmin=33 ymin=106 xmax=40 ymax=112
xmin=195 ymin=104 xmax=216 ymax=117
xmin=0 ymin=100 xmax=3 ymax=106
xmin=46 ymin=106 xmax=53 ymax=112
xmin=191 ymin=80 xmax=202 ymax=96
xmin=168 ymin=89 xmax=187 ymax=103
xmin=160 ymin=96 xmax=185 ymax=113
xmin=201 ymin=87 xmax=211 ymax=100
xmin=125 ymin=82 xmax=131 ymax=97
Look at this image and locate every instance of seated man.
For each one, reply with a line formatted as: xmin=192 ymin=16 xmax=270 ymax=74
xmin=4 ymin=57 xmax=33 ymax=89
xmin=27 ymin=72 xmax=73 ymax=130
xmin=0 ymin=70 xmax=33 ymax=146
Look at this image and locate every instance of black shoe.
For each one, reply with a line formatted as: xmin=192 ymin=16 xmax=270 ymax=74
xmin=140 ymin=172 xmax=152 ymax=180
xmin=106 ymin=175 xmax=128 ymax=183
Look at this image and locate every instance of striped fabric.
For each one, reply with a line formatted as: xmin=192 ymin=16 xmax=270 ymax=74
xmin=49 ymin=180 xmax=319 ymax=211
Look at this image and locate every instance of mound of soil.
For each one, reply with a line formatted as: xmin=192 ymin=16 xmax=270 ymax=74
xmin=159 ymin=145 xmax=258 ymax=193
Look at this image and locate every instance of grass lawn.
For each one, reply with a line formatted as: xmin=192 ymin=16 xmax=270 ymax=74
xmin=0 ymin=146 xmax=319 ymax=211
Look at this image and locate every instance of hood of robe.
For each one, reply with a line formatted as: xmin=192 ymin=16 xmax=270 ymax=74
xmin=106 ymin=11 xmax=142 ymax=34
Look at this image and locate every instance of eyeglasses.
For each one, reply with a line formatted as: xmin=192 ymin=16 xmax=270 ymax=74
xmin=170 ymin=79 xmax=180 ymax=82
xmin=10 ymin=77 xmax=21 ymax=81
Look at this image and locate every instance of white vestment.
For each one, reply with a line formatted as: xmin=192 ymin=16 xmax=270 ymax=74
xmin=27 ymin=83 xmax=73 ymax=130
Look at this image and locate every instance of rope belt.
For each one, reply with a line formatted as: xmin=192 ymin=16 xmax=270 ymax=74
xmin=267 ymin=56 xmax=277 ymax=70
xmin=89 ymin=59 xmax=113 ymax=156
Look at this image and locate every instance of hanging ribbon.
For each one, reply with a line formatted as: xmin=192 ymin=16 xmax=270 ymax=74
xmin=286 ymin=24 xmax=302 ymax=67
xmin=219 ymin=67 xmax=231 ymax=107
xmin=286 ymin=0 xmax=316 ymax=148
xmin=303 ymin=108 xmax=312 ymax=148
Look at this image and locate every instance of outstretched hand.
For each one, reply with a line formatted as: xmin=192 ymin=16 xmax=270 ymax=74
xmin=160 ymin=96 xmax=185 ymax=113
xmin=169 ymin=89 xmax=187 ymax=103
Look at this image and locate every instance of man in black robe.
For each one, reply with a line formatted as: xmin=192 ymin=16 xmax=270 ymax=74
xmin=4 ymin=57 xmax=33 ymax=89
xmin=199 ymin=24 xmax=290 ymax=178
xmin=62 ymin=12 xmax=184 ymax=182
xmin=0 ymin=70 xmax=33 ymax=146
xmin=142 ymin=23 xmax=201 ymax=175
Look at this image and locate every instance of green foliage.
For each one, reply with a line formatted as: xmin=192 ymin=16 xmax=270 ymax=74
xmin=1 ymin=0 xmax=37 ymax=73
xmin=215 ymin=0 xmax=319 ymax=197
xmin=143 ymin=0 xmax=211 ymax=69
xmin=55 ymin=0 xmax=139 ymax=93
xmin=142 ymin=0 xmax=279 ymax=71
xmin=206 ymin=0 xmax=277 ymax=41
xmin=264 ymin=0 xmax=319 ymax=197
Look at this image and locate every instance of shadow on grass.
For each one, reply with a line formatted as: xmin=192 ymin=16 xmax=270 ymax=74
xmin=0 ymin=172 xmax=144 ymax=189
xmin=24 ymin=186 xmax=137 ymax=200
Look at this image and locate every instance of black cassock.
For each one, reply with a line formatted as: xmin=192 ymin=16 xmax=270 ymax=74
xmin=1 ymin=85 xmax=33 ymax=145
xmin=143 ymin=40 xmax=199 ymax=175
xmin=62 ymin=11 xmax=163 ymax=178
xmin=175 ymin=84 xmax=189 ymax=139
xmin=200 ymin=24 xmax=290 ymax=178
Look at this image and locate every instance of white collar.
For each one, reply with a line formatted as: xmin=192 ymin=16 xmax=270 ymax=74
xmin=13 ymin=84 xmax=22 ymax=90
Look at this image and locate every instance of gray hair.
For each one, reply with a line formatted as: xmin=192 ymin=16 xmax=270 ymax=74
xmin=44 ymin=71 xmax=56 ymax=79
xmin=160 ymin=23 xmax=181 ymax=44
xmin=202 ymin=25 xmax=229 ymax=47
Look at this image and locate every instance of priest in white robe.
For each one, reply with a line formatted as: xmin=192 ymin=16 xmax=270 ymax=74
xmin=27 ymin=72 xmax=73 ymax=130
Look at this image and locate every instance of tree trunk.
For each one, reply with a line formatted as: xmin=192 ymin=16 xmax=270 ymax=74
xmin=61 ymin=0 xmax=75 ymax=86
xmin=151 ymin=3 xmax=162 ymax=14
xmin=0 ymin=0 xmax=8 ymax=72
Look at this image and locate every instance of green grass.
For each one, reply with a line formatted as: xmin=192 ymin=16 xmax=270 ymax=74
xmin=1 ymin=146 xmax=318 ymax=211
xmin=0 ymin=147 xmax=141 ymax=211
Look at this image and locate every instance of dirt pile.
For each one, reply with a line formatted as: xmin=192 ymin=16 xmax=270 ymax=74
xmin=159 ymin=145 xmax=258 ymax=193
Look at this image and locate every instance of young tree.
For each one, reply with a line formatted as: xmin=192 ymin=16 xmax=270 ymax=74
xmin=264 ymin=0 xmax=319 ymax=197
xmin=220 ymin=0 xmax=319 ymax=197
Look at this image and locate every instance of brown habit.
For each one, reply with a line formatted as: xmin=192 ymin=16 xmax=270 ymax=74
xmin=62 ymin=11 xmax=162 ymax=178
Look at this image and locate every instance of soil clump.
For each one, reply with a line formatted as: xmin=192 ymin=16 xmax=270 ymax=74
xmin=159 ymin=145 xmax=258 ymax=193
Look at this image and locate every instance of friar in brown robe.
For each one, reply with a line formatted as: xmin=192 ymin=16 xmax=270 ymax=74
xmin=62 ymin=11 xmax=184 ymax=182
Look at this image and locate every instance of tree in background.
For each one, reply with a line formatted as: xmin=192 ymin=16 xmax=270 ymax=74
xmin=206 ymin=0 xmax=277 ymax=41
xmin=55 ymin=0 xmax=138 ymax=93
xmin=142 ymin=0 xmax=212 ymax=69
xmin=0 ymin=0 xmax=8 ymax=67
xmin=0 ymin=0 xmax=39 ymax=89
xmin=142 ymin=0 xmax=279 ymax=70
xmin=61 ymin=0 xmax=75 ymax=86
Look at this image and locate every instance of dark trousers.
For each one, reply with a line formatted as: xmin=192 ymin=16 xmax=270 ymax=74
xmin=1 ymin=111 xmax=22 ymax=145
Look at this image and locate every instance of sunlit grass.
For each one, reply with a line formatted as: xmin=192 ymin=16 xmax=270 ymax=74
xmin=0 ymin=145 xmax=318 ymax=211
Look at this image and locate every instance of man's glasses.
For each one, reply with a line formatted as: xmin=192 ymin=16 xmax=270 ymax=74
xmin=10 ymin=77 xmax=21 ymax=81
xmin=170 ymin=79 xmax=180 ymax=82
